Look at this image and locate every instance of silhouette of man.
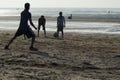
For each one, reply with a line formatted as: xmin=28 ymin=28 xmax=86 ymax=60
xmin=57 ymin=12 xmax=66 ymax=38
xmin=4 ymin=3 xmax=37 ymax=51
xmin=38 ymin=15 xmax=46 ymax=37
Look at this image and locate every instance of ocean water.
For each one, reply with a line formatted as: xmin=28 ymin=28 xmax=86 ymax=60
xmin=1 ymin=8 xmax=120 ymax=18
xmin=0 ymin=8 xmax=120 ymax=34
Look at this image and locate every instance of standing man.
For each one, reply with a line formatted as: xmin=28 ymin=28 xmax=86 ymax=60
xmin=4 ymin=3 xmax=38 ymax=51
xmin=57 ymin=11 xmax=66 ymax=38
xmin=38 ymin=15 xmax=46 ymax=37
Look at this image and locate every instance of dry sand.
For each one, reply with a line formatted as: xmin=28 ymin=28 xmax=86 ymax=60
xmin=0 ymin=30 xmax=120 ymax=80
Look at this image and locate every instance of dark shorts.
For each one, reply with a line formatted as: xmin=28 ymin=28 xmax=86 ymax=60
xmin=57 ymin=27 xmax=63 ymax=32
xmin=15 ymin=27 xmax=35 ymax=38
xmin=38 ymin=24 xmax=45 ymax=30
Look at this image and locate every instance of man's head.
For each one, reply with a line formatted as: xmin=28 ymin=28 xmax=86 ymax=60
xmin=41 ymin=15 xmax=44 ymax=18
xmin=25 ymin=3 xmax=30 ymax=10
xmin=59 ymin=12 xmax=62 ymax=16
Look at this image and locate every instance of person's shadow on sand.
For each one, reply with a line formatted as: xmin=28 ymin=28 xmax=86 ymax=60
xmin=29 ymin=50 xmax=67 ymax=61
xmin=30 ymin=51 xmax=50 ymax=57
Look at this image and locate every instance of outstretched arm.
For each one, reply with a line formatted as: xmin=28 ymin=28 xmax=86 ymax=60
xmin=29 ymin=18 xmax=37 ymax=30
xmin=38 ymin=18 xmax=40 ymax=28
xmin=57 ymin=17 xmax=59 ymax=27
xmin=63 ymin=17 xmax=66 ymax=27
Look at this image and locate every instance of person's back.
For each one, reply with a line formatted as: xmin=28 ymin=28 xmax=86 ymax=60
xmin=57 ymin=15 xmax=65 ymax=28
xmin=56 ymin=12 xmax=65 ymax=39
xmin=20 ymin=10 xmax=30 ymax=28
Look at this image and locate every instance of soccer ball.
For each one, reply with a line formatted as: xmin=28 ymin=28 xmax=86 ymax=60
xmin=53 ymin=32 xmax=58 ymax=38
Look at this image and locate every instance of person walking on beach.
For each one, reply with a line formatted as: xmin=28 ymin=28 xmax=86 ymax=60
xmin=4 ymin=3 xmax=38 ymax=51
xmin=38 ymin=15 xmax=46 ymax=37
xmin=57 ymin=11 xmax=66 ymax=38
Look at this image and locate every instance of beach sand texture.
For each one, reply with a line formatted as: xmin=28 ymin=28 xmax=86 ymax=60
xmin=0 ymin=31 xmax=120 ymax=80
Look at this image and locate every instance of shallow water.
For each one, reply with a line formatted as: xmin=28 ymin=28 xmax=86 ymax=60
xmin=0 ymin=8 xmax=120 ymax=34
xmin=0 ymin=21 xmax=120 ymax=34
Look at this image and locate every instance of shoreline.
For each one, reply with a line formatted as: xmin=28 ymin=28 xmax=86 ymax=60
xmin=1 ymin=29 xmax=120 ymax=35
xmin=0 ymin=16 xmax=120 ymax=35
xmin=1 ymin=26 xmax=120 ymax=35
xmin=0 ymin=16 xmax=120 ymax=23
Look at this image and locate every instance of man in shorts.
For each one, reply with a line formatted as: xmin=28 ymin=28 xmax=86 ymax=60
xmin=4 ymin=3 xmax=37 ymax=51
xmin=38 ymin=15 xmax=46 ymax=37
xmin=57 ymin=12 xmax=66 ymax=38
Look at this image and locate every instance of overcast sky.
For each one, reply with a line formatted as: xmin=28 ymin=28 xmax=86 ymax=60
xmin=0 ymin=0 xmax=120 ymax=8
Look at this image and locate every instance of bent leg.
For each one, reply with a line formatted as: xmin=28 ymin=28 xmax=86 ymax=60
xmin=38 ymin=28 xmax=40 ymax=37
xmin=5 ymin=35 xmax=17 ymax=49
xmin=31 ymin=36 xmax=35 ymax=48
xmin=43 ymin=25 xmax=46 ymax=37
xmin=38 ymin=29 xmax=40 ymax=37
xmin=29 ymin=36 xmax=38 ymax=51
xmin=61 ymin=30 xmax=64 ymax=38
xmin=24 ymin=34 xmax=26 ymax=39
xmin=38 ymin=26 xmax=40 ymax=37
xmin=38 ymin=25 xmax=41 ymax=37
xmin=44 ymin=29 xmax=46 ymax=37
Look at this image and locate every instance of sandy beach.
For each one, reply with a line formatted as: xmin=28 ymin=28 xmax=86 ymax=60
xmin=0 ymin=30 xmax=120 ymax=80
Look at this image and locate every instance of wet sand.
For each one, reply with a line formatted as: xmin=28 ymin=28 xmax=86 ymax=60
xmin=0 ymin=16 xmax=120 ymax=23
xmin=0 ymin=30 xmax=120 ymax=80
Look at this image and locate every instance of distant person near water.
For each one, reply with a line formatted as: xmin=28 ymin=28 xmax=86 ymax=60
xmin=56 ymin=11 xmax=66 ymax=38
xmin=38 ymin=15 xmax=46 ymax=37
xmin=68 ymin=14 xmax=72 ymax=19
xmin=4 ymin=3 xmax=38 ymax=51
